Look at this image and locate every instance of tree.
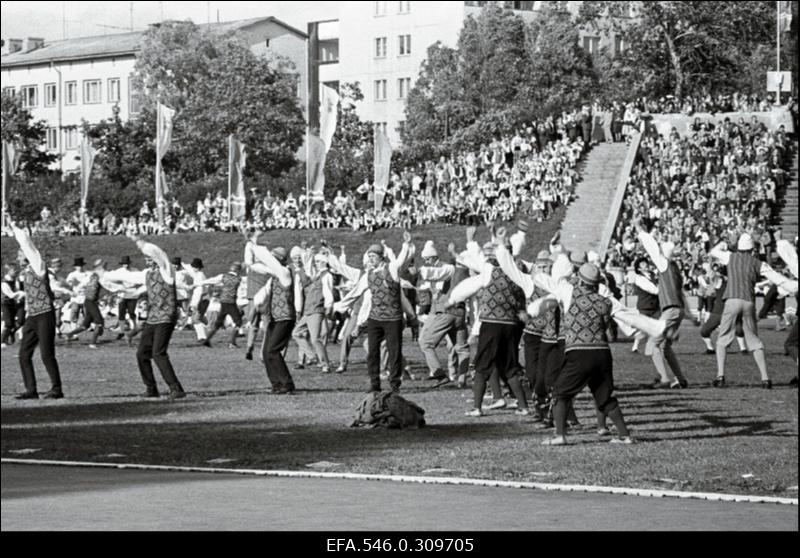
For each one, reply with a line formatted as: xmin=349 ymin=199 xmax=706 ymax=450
xmin=579 ymin=1 xmax=778 ymax=98
xmin=1 ymin=90 xmax=59 ymax=176
xmin=130 ymin=20 xmax=305 ymax=183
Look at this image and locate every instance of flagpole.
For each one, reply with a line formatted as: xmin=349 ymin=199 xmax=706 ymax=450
xmin=227 ymin=134 xmax=232 ymax=223
xmin=1 ymin=142 xmax=6 ymax=233
xmin=155 ymin=104 xmax=162 ymax=230
xmin=305 ymin=37 xmax=311 ymax=224
xmin=776 ymin=0 xmax=781 ymax=105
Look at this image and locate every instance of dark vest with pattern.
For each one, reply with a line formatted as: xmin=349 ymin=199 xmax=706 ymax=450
xmin=145 ymin=269 xmax=178 ymax=324
xmin=539 ymin=297 xmax=563 ymax=343
xmin=368 ymin=267 xmax=403 ymax=321
xmin=478 ymin=264 xmax=525 ymax=325
xmin=304 ymin=271 xmax=329 ymax=315
xmin=658 ymin=261 xmax=684 ymax=310
xmin=22 ymin=267 xmax=54 ymax=317
xmin=524 ymin=285 xmax=548 ymax=335
xmin=247 ymin=269 xmax=269 ymax=299
xmin=221 ymin=274 xmax=241 ymax=304
xmin=634 ymin=283 xmax=659 ymax=312
xmin=563 ymin=284 xmax=612 ymax=352
xmin=84 ymin=272 xmax=101 ymax=303
xmin=270 ymin=276 xmax=296 ymax=322
xmin=723 ymin=252 xmax=761 ymax=302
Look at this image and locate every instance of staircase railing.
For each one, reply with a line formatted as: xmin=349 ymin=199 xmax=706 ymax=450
xmin=597 ymin=130 xmax=642 ymax=258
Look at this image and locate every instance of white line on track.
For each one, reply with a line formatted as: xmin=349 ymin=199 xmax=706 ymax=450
xmin=3 ymin=457 xmax=797 ymax=506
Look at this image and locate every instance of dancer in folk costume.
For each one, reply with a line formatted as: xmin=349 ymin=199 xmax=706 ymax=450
xmin=113 ymin=255 xmax=143 ymax=345
xmin=199 ymin=262 xmax=244 ymax=348
xmin=103 ymin=233 xmax=187 ymax=399
xmin=7 ymin=218 xmax=65 ymax=399
xmin=243 ymin=230 xmax=270 ymax=361
xmin=66 ymin=259 xmax=109 ymax=348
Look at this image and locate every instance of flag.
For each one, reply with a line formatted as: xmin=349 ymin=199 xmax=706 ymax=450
xmin=307 ymin=134 xmax=327 ymax=202
xmin=1 ymin=140 xmax=16 ymax=227
xmin=779 ymin=1 xmax=793 ymax=32
xmin=157 ymin=103 xmax=176 ymax=161
xmin=228 ymin=135 xmax=247 ymax=220
xmin=319 ymin=85 xmax=340 ymax=151
xmin=79 ymin=138 xmax=96 ymax=210
xmin=373 ymin=128 xmax=392 ymax=212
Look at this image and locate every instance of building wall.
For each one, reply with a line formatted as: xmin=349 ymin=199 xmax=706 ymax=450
xmin=1 ymin=55 xmax=137 ymax=172
xmin=337 ymin=0 xmax=467 ymax=146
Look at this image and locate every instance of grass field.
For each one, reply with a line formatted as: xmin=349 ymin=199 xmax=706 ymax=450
xmin=1 ymin=317 xmax=797 ymax=498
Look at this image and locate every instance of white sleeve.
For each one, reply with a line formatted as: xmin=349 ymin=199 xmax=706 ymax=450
xmin=12 ymin=226 xmax=45 ymax=276
xmin=448 ymin=268 xmax=491 ymax=305
xmin=322 ymin=273 xmax=334 ymax=308
xmin=637 ymin=231 xmax=668 ymax=272
xmin=137 ymin=240 xmax=173 ymax=283
xmin=776 ymin=240 xmax=798 ymax=278
xmin=250 ymin=244 xmax=292 ymax=287
xmin=419 ymin=264 xmax=455 ymax=282
xmin=708 ymin=242 xmax=731 ymax=266
xmin=496 ymin=244 xmax=534 ymax=298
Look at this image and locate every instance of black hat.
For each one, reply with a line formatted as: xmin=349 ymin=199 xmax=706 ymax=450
xmin=119 ymin=255 xmax=131 ymax=265
xmin=73 ymin=257 xmax=85 ymax=267
xmin=171 ymin=256 xmax=182 ymax=265
xmin=191 ymin=257 xmax=204 ymax=269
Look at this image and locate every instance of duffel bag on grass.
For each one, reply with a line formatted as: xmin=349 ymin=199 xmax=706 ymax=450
xmin=351 ymin=391 xmax=426 ymax=429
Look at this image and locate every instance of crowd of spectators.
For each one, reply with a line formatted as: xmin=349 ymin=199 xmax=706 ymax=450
xmin=607 ymin=112 xmax=796 ymax=293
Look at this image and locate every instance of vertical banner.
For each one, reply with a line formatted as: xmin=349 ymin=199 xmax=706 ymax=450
xmin=373 ymin=128 xmax=392 ymax=212
xmin=79 ymin=138 xmax=96 ymax=211
xmin=228 ymin=135 xmax=247 ymax=220
xmin=319 ymin=85 xmax=340 ymax=151
xmin=1 ymin=141 xmax=18 ymax=231
xmin=155 ymin=102 xmax=176 ymax=227
xmin=307 ymin=135 xmax=327 ymax=202
xmin=779 ymin=0 xmax=793 ymax=32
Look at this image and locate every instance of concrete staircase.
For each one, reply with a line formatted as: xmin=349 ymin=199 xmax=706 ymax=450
xmin=560 ymin=142 xmax=631 ymax=255
xmin=775 ymin=153 xmax=798 ymax=241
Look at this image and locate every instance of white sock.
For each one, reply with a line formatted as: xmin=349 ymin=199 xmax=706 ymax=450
xmin=194 ymin=323 xmax=207 ymax=340
xmin=631 ymin=339 xmax=640 ymax=351
xmin=703 ymin=337 xmax=714 ymax=351
xmin=736 ymin=337 xmax=746 ymax=351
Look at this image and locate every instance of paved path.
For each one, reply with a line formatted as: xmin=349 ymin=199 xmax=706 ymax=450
xmin=2 ymin=464 xmax=797 ymax=531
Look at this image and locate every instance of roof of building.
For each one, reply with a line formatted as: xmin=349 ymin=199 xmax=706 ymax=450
xmin=1 ymin=16 xmax=306 ymax=68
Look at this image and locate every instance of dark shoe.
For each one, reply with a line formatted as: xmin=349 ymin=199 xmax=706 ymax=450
xmin=669 ymin=381 xmax=683 ymax=389
xmin=712 ymin=377 xmax=726 ymax=388
xmin=761 ymin=379 xmax=772 ymax=390
xmin=678 ymin=379 xmax=689 ymax=389
xmin=42 ymin=389 xmax=64 ymax=399
xmin=740 ymin=349 xmax=748 ymax=355
xmin=294 ymin=363 xmax=305 ymax=370
xmin=428 ymin=369 xmax=447 ymax=381
xmin=15 ymin=391 xmax=39 ymax=400
xmin=651 ymin=380 xmax=671 ymax=389
xmin=142 ymin=389 xmax=160 ymax=398
xmin=704 ymin=349 xmax=715 ymax=355
xmin=167 ymin=390 xmax=187 ymax=400
xmin=198 ymin=339 xmax=210 ymax=347
xmin=790 ymin=376 xmax=798 ymax=387
xmin=245 ymin=349 xmax=253 ymax=361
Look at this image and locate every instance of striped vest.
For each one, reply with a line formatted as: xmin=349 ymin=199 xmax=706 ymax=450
xmin=221 ymin=274 xmax=241 ymax=304
xmin=539 ymin=297 xmax=562 ymax=343
xmin=84 ymin=272 xmax=101 ymax=302
xmin=723 ymin=252 xmax=761 ymax=302
xmin=22 ymin=267 xmax=54 ymax=317
xmin=247 ymin=269 xmax=269 ymax=299
xmin=145 ymin=269 xmax=178 ymax=324
xmin=658 ymin=261 xmax=684 ymax=310
xmin=304 ymin=271 xmax=329 ymax=315
xmin=368 ymin=267 xmax=403 ymax=321
xmin=478 ymin=264 xmax=525 ymax=325
xmin=270 ymin=276 xmax=296 ymax=322
xmin=563 ymin=284 xmax=612 ymax=352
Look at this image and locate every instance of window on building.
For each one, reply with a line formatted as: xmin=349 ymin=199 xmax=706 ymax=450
xmin=614 ymin=35 xmax=627 ymax=56
xmin=46 ymin=127 xmax=58 ymax=150
xmin=83 ymin=79 xmax=101 ymax=104
xmin=375 ymin=122 xmax=388 ymax=135
xmin=398 ymin=1 xmax=410 ymax=13
xmin=375 ymin=1 xmax=387 ymax=16
xmin=108 ymin=78 xmax=120 ymax=103
xmin=374 ymin=79 xmax=387 ymax=101
xmin=44 ymin=83 xmax=57 ymax=107
xmin=512 ymin=1 xmax=535 ymax=10
xmin=319 ymin=39 xmax=339 ymax=63
xmin=129 ymin=78 xmax=141 ymax=114
xmin=20 ymin=85 xmax=37 ymax=108
xmin=2 ymin=87 xmax=15 ymax=98
xmin=265 ymin=38 xmax=271 ymax=48
xmin=64 ymin=128 xmax=78 ymax=150
xmin=65 ymin=81 xmax=78 ymax=105
xmin=583 ymin=36 xmax=600 ymax=55
xmin=375 ymin=37 xmax=387 ymax=58
xmin=397 ymin=77 xmax=411 ymax=99
xmin=398 ymin=34 xmax=411 ymax=56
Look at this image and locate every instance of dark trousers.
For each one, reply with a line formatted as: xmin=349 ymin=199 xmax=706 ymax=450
xmin=366 ymin=318 xmax=403 ymax=392
xmin=19 ymin=310 xmax=62 ymax=394
xmin=758 ymin=285 xmax=786 ymax=319
xmin=214 ymin=302 xmax=243 ymax=328
xmin=473 ymin=321 xmax=527 ymax=410
xmin=263 ymin=319 xmax=295 ymax=391
xmin=2 ymin=301 xmax=19 ymax=344
xmin=786 ymin=321 xmax=798 ymax=362
xmin=539 ymin=340 xmax=565 ymax=394
xmin=701 ymin=312 xmax=744 ymax=339
xmin=81 ymin=300 xmax=104 ymax=328
xmin=136 ymin=321 xmax=182 ymax=392
xmin=522 ymin=332 xmax=542 ymax=397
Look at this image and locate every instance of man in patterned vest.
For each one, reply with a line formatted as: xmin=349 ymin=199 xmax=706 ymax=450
xmin=104 ymin=233 xmax=186 ymax=399
xmin=534 ymin=262 xmax=634 ymax=446
xmin=243 ymin=230 xmax=270 ymax=361
xmin=335 ymin=232 xmax=412 ymax=392
xmin=8 ymin=218 xmax=64 ymax=399
xmin=66 ymin=259 xmax=107 ymax=348
xmin=521 ymin=251 xmax=551 ymax=416
xmin=248 ymin=243 xmax=303 ymax=394
xmin=290 ymin=245 xmax=317 ymax=370
xmin=635 ymin=219 xmax=689 ymax=389
xmin=300 ymin=252 xmax=335 ymax=373
xmin=709 ymin=233 xmax=778 ymax=388
xmin=417 ymin=240 xmax=471 ymax=387
xmin=446 ymin=237 xmax=531 ymax=417
xmin=200 ymin=262 xmax=244 ymax=348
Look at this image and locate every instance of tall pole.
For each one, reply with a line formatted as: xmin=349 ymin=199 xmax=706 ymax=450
xmin=305 ymin=36 xmax=310 ymax=223
xmin=777 ymin=0 xmax=781 ymax=105
xmin=1 ymin=143 xmax=6 ymax=234
xmin=130 ymin=2 xmax=134 ymax=31
xmin=227 ymin=134 xmax=232 ymax=222
xmin=156 ymin=104 xmax=162 ymax=229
